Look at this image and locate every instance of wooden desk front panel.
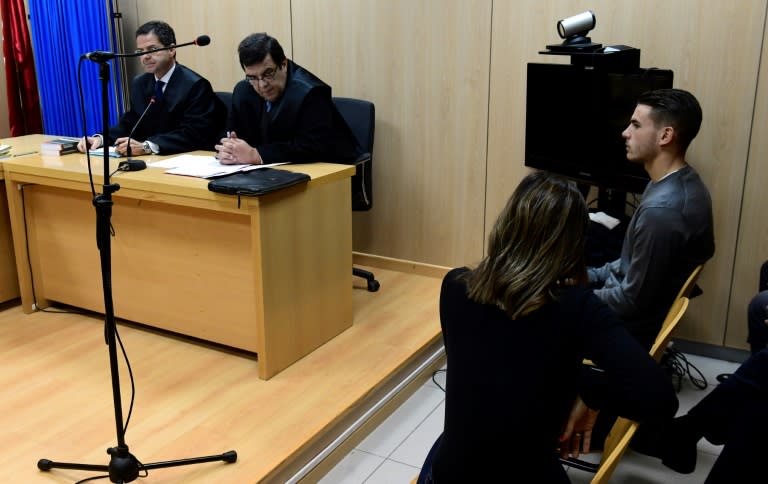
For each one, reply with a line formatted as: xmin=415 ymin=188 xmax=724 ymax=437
xmin=257 ymin=178 xmax=353 ymax=377
xmin=0 ymin=183 xmax=19 ymax=303
xmin=25 ymin=185 xmax=259 ymax=350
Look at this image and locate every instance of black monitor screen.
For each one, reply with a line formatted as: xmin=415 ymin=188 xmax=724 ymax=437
xmin=524 ymin=63 xmax=673 ymax=194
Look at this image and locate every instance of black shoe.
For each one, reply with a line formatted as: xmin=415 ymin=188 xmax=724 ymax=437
xmin=630 ymin=417 xmax=698 ymax=474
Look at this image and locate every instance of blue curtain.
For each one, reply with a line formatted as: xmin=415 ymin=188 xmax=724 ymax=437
xmin=28 ymin=0 xmax=122 ymax=137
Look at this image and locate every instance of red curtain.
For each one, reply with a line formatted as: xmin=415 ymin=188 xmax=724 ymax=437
xmin=1 ymin=0 xmax=42 ymax=136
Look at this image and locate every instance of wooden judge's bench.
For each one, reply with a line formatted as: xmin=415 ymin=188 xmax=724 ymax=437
xmin=2 ymin=134 xmax=356 ymax=379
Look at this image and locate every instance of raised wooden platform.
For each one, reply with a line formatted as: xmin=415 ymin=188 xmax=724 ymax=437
xmin=0 ymin=258 xmax=446 ymax=483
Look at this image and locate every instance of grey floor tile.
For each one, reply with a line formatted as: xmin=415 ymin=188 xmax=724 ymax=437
xmin=363 ymin=459 xmax=420 ymax=484
xmin=356 ymin=384 xmax=444 ymax=458
xmin=318 ymin=450 xmax=385 ymax=484
xmin=389 ymin=401 xmax=444 ymax=467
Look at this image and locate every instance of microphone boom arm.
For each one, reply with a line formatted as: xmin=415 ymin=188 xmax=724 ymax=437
xmin=81 ymin=35 xmax=210 ymax=62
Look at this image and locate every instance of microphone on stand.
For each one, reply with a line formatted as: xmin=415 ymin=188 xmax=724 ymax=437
xmin=118 ymin=96 xmax=157 ymax=172
xmin=192 ymin=35 xmax=211 ymax=47
xmin=81 ymin=35 xmax=211 ymax=61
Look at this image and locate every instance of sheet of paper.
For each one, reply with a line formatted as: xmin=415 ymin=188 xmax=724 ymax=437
xmin=149 ymin=154 xmax=212 ymax=169
xmin=154 ymin=154 xmax=289 ymax=178
xmin=88 ymin=146 xmax=121 ymax=158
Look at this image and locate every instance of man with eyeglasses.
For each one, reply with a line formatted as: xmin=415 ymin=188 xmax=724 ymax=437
xmin=215 ymin=33 xmax=360 ymax=165
xmin=78 ymin=20 xmax=226 ymax=156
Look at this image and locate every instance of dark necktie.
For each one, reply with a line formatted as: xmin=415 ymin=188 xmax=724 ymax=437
xmin=154 ymin=80 xmax=165 ymax=102
xmin=259 ymin=100 xmax=270 ymax=142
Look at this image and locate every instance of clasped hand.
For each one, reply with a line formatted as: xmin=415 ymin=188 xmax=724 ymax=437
xmin=114 ymin=137 xmax=144 ymax=156
xmin=215 ymin=131 xmax=263 ymax=165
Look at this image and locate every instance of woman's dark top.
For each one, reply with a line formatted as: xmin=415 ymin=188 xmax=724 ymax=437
xmin=430 ymin=267 xmax=678 ymax=483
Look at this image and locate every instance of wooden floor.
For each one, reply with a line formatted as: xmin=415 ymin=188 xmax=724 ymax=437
xmin=0 ymin=260 xmax=446 ymax=483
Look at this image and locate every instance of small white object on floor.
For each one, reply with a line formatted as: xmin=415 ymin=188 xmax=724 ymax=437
xmin=589 ymin=211 xmax=621 ymax=230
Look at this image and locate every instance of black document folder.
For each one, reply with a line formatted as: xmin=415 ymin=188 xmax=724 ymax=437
xmin=207 ymin=168 xmax=310 ymax=196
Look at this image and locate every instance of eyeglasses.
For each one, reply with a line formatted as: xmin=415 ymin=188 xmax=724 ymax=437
xmin=245 ymin=67 xmax=279 ymax=84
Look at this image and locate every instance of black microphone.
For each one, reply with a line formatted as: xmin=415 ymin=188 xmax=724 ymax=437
xmin=121 ymin=96 xmax=157 ymax=171
xmin=193 ymin=35 xmax=211 ymax=47
xmin=81 ymin=35 xmax=211 ymax=62
xmin=82 ymin=50 xmax=116 ymax=62
xmin=117 ymin=159 xmax=147 ymax=172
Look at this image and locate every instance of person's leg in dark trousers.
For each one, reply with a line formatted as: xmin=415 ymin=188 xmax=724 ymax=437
xmin=704 ymin=394 xmax=768 ymax=483
xmin=746 ymin=290 xmax=768 ymax=354
xmin=716 ymin=289 xmax=768 ymax=383
xmin=646 ymin=349 xmax=768 ymax=476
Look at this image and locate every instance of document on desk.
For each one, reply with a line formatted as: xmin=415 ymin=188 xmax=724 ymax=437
xmin=151 ymin=154 xmax=287 ymax=179
xmin=88 ymin=146 xmax=122 ymax=158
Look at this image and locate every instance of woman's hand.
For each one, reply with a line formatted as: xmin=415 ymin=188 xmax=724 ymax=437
xmin=559 ymin=396 xmax=599 ymax=458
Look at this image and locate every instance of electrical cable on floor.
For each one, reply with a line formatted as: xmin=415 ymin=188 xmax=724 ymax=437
xmin=660 ymin=343 xmax=708 ymax=392
xmin=432 ymin=369 xmax=446 ymax=393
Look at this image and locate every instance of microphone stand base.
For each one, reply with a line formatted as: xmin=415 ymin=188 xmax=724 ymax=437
xmin=38 ymin=448 xmax=238 ymax=483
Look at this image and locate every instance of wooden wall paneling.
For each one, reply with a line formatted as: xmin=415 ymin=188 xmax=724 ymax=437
xmin=486 ymin=1 xmax=570 ymax=232
xmin=73 ymin=0 xmax=767 ymax=349
xmin=488 ymin=0 xmax=767 ymax=346
xmin=593 ymin=0 xmax=766 ymax=346
xmin=120 ymin=0 xmax=292 ymax=93
xmin=725 ymin=6 xmax=768 ymax=350
xmin=292 ymin=0 xmax=492 ymax=268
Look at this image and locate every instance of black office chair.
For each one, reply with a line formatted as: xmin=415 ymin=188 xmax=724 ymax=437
xmin=333 ymin=97 xmax=379 ymax=292
xmin=215 ymin=91 xmax=232 ymax=117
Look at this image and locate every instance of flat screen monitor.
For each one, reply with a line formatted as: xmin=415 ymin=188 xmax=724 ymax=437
xmin=524 ymin=63 xmax=674 ymax=196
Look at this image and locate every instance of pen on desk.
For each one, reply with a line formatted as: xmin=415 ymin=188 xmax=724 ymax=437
xmin=12 ymin=151 xmax=37 ymax=157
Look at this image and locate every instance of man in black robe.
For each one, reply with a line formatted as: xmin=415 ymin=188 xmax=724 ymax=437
xmin=78 ymin=20 xmax=226 ymax=156
xmin=215 ymin=33 xmax=360 ymax=165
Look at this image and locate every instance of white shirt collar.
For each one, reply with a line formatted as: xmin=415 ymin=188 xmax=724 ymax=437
xmin=156 ymin=63 xmax=176 ymax=85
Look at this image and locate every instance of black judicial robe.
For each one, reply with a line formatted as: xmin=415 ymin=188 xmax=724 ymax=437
xmin=227 ymin=60 xmax=361 ymax=164
xmin=107 ymin=64 xmax=226 ymax=154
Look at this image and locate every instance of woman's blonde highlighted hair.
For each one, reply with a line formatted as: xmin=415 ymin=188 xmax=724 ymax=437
xmin=465 ymin=171 xmax=589 ymax=319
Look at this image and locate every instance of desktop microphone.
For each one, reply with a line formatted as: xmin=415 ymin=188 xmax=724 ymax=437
xmin=117 ymin=159 xmax=147 ymax=172
xmin=81 ymin=35 xmax=211 ymax=62
xmin=121 ymin=96 xmax=157 ymax=172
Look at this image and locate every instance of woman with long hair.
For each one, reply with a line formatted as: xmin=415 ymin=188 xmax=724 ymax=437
xmin=418 ymin=171 xmax=677 ymax=483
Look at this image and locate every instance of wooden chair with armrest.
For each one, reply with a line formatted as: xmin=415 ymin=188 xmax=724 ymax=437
xmin=583 ymin=263 xmax=704 ymax=369
xmin=562 ymin=295 xmax=691 ymax=483
xmin=676 ymin=263 xmax=705 ymax=300
xmin=580 ymin=264 xmax=704 ymax=482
